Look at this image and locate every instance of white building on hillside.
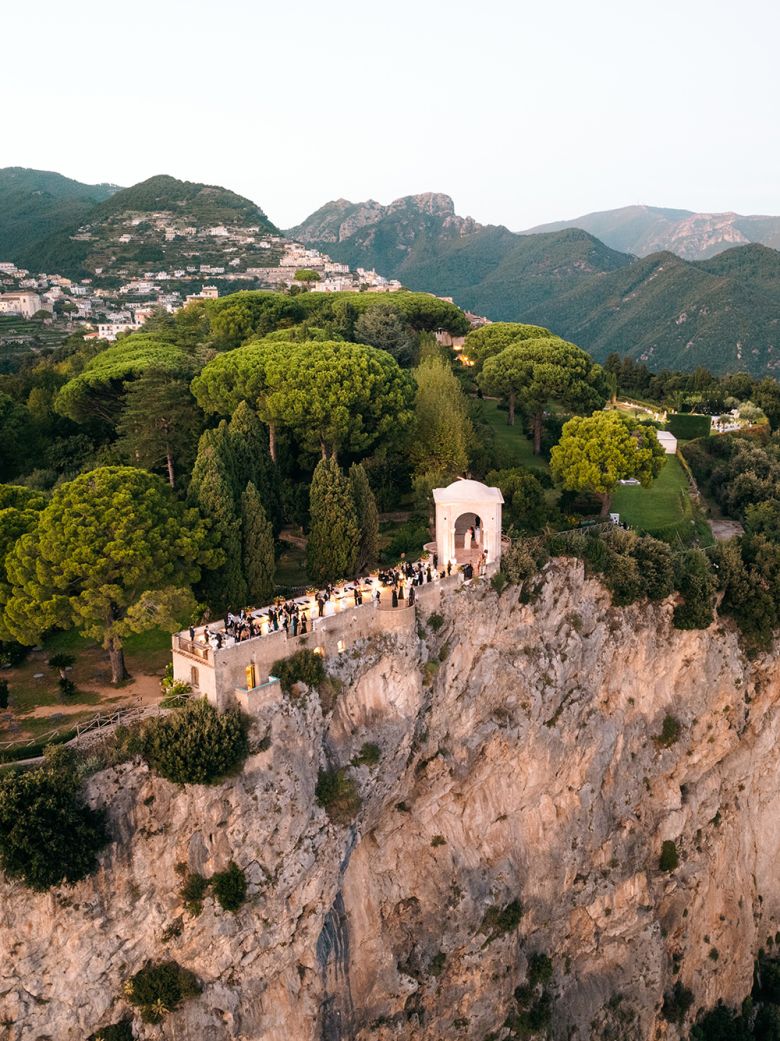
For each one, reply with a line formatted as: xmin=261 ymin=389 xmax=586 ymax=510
xmin=0 ymin=291 xmax=42 ymax=317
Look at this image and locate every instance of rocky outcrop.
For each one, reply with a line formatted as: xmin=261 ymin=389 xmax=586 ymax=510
xmin=3 ymin=561 xmax=780 ymax=1040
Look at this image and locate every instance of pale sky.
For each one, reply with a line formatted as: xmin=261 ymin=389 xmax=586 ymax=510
xmin=2 ymin=0 xmax=778 ymax=230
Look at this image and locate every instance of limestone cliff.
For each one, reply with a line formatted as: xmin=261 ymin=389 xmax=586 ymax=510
xmin=3 ymin=560 xmax=780 ymax=1041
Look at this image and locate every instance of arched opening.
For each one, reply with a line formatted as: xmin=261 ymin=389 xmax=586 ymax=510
xmin=453 ymin=511 xmax=484 ymax=563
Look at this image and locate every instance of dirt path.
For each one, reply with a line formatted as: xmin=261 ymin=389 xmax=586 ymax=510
xmin=709 ymin=518 xmax=744 ymax=541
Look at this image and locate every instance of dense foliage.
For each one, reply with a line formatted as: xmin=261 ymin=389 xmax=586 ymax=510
xmin=272 ymin=648 xmax=326 ymax=696
xmin=123 ymin=959 xmax=201 ymax=1024
xmin=141 ymin=699 xmax=248 ymax=784
xmin=1 ymin=467 xmax=215 ymax=681
xmin=0 ymin=747 xmax=108 ymax=890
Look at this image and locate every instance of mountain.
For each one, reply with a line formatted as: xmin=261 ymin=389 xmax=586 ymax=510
xmin=0 ymin=167 xmax=119 ymax=264
xmin=535 ymin=244 xmax=780 ymax=375
xmin=525 ymin=204 xmax=780 ymax=260
xmin=289 ymin=193 xmax=633 ymax=314
xmin=12 ymin=174 xmax=280 ymax=280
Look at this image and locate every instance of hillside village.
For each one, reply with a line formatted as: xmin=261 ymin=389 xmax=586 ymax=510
xmin=0 ymin=229 xmax=404 ymax=346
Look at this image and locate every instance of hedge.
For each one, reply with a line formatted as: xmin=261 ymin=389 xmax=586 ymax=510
xmin=667 ymin=413 xmax=711 ymax=439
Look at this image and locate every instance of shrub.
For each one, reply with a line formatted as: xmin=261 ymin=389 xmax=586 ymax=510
xmin=211 ymin=861 xmax=247 ymax=912
xmin=272 ymin=648 xmax=326 ymax=696
xmin=123 ymin=960 xmax=201 ymax=1024
xmin=141 ymin=699 xmax=248 ymax=784
xmin=656 ymin=714 xmax=681 ymax=748
xmin=661 ymin=980 xmax=694 ymax=1024
xmin=673 ymin=549 xmax=718 ymax=630
xmin=659 ymin=840 xmax=679 ymax=872
xmin=351 ymin=742 xmax=381 ymax=767
xmin=431 ymin=834 xmax=447 ymax=847
xmin=58 ymin=677 xmax=77 ymax=697
xmin=481 ymin=898 xmax=523 ymax=941
xmin=180 ymin=870 xmax=208 ymax=915
xmin=0 ymin=746 xmax=108 ymax=890
xmin=427 ymin=612 xmax=444 ymax=632
xmin=490 ymin=571 xmax=508 ymax=594
xmin=527 ymin=952 xmax=553 ymax=987
xmin=315 ymin=767 xmax=362 ymax=824
xmin=429 ymin=951 xmax=446 ymax=976
xmin=88 ymin=1020 xmax=134 ymax=1041
xmin=160 ymin=680 xmax=192 ymax=708
xmin=690 ymin=1002 xmax=751 ymax=1041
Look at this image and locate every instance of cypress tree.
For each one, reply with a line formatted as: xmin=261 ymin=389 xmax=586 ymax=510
xmin=228 ymin=402 xmax=282 ymax=534
xmin=307 ymin=458 xmax=360 ymax=585
xmin=349 ymin=462 xmax=379 ymax=573
xmin=241 ymin=482 xmax=275 ymax=605
xmin=188 ymin=440 xmax=246 ymax=613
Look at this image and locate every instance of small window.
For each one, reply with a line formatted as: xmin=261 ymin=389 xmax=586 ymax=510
xmin=190 ymin=666 xmax=199 ymax=688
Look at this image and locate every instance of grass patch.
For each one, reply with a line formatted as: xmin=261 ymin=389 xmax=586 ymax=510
xmin=480 ymin=400 xmax=544 ymax=470
xmin=611 ymin=456 xmax=707 ymax=543
xmin=275 ymin=539 xmax=308 ymax=590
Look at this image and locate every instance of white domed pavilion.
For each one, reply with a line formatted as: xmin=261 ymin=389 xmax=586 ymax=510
xmin=432 ymin=478 xmax=504 ymax=569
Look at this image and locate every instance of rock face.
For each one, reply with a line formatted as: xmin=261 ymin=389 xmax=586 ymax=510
xmin=3 ymin=561 xmax=780 ymax=1041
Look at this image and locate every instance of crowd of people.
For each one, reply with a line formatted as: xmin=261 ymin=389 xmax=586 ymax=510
xmin=185 ymin=547 xmax=490 ymax=653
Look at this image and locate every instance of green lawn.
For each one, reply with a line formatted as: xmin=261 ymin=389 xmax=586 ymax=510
xmin=611 ymin=455 xmax=709 ymax=543
xmin=479 ymin=399 xmax=545 ymax=470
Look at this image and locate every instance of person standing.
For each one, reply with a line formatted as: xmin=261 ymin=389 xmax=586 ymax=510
xmin=464 ymin=526 xmax=472 ymax=552
xmin=392 ymin=588 xmax=398 ymax=608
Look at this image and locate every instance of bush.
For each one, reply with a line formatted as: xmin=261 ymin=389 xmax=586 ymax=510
xmin=661 ymin=980 xmax=694 ymax=1024
xmin=490 ymin=571 xmax=508 ymax=594
xmin=481 ymin=898 xmax=523 ymax=941
xmin=527 ymin=952 xmax=553 ymax=987
xmin=272 ymin=648 xmax=326 ymax=696
xmin=659 ymin=839 xmax=679 ymax=872
xmin=160 ymin=680 xmax=192 ymax=709
xmin=58 ymin=677 xmax=77 ymax=697
xmin=656 ymin=714 xmax=681 ymax=748
xmin=180 ymin=869 xmax=208 ymax=915
xmin=673 ymin=549 xmax=718 ymax=630
xmin=88 ymin=1020 xmax=134 ymax=1041
xmin=0 ymin=746 xmax=108 ymax=890
xmin=123 ymin=960 xmax=201 ymax=1024
xmin=211 ymin=861 xmax=247 ymax=912
xmin=351 ymin=742 xmax=381 ymax=767
xmin=141 ymin=699 xmax=248 ymax=785
xmin=315 ymin=767 xmax=362 ymax=825
xmin=427 ymin=612 xmax=444 ymax=632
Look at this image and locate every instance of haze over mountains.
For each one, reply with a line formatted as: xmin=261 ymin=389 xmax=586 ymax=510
xmin=2 ymin=167 xmax=780 ymax=376
xmin=524 ymin=204 xmax=780 ymax=261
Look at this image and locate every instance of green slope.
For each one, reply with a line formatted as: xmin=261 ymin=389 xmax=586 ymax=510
xmin=20 ymin=174 xmax=280 ymax=279
xmin=0 ymin=167 xmax=119 ymax=264
xmin=534 ymin=245 xmax=780 ymax=375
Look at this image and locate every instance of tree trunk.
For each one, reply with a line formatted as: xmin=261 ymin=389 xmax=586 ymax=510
xmin=107 ymin=638 xmax=129 ymax=684
xmin=599 ymin=491 xmax=611 ymax=517
xmin=533 ymin=411 xmax=543 ymax=455
xmin=508 ymin=391 xmax=516 ymax=426
xmin=166 ymin=449 xmax=175 ymax=489
xmin=268 ymin=422 xmax=277 ymax=463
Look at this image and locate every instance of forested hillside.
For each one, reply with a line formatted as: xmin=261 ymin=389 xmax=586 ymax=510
xmin=294 ymin=195 xmax=780 ymax=375
xmin=0 ymin=167 xmax=118 ymax=263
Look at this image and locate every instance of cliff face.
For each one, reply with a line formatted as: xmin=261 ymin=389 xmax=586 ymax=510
xmin=4 ymin=561 xmax=780 ymax=1041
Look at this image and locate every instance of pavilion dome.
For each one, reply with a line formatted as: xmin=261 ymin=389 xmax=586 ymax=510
xmin=432 ymin=479 xmax=504 ymax=504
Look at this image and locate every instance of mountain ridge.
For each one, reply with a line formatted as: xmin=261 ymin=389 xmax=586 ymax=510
xmin=524 ymin=203 xmax=780 ymax=259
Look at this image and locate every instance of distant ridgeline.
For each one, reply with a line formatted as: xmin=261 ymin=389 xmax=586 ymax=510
xmin=291 ymin=195 xmax=780 ymax=376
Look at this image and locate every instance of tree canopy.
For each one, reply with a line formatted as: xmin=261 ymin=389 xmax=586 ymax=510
xmin=193 ymin=339 xmax=415 ymax=460
xmin=2 ymin=467 xmax=217 ymax=681
xmin=478 ymin=337 xmax=608 ymax=452
xmin=55 ymin=335 xmax=192 ymax=425
xmin=550 ymin=411 xmax=666 ymax=515
xmin=307 ymin=457 xmax=360 ymax=584
xmin=463 ymin=322 xmax=551 ymax=370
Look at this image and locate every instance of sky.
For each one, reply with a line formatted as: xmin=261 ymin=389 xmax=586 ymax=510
xmin=2 ymin=0 xmax=779 ymax=230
